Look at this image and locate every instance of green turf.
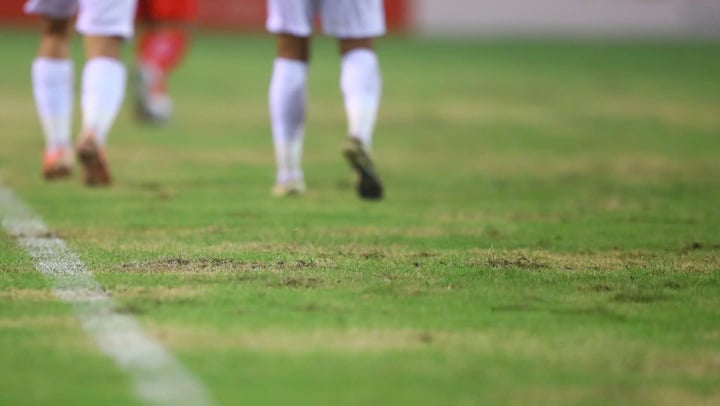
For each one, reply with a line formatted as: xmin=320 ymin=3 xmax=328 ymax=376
xmin=1 ymin=31 xmax=720 ymax=405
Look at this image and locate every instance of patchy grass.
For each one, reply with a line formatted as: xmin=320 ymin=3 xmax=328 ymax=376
xmin=1 ymin=33 xmax=720 ymax=405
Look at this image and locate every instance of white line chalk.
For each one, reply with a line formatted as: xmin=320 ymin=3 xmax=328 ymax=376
xmin=0 ymin=183 xmax=213 ymax=406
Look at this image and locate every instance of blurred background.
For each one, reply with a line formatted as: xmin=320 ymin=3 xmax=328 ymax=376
xmin=1 ymin=0 xmax=719 ymax=38
xmin=1 ymin=3 xmax=719 ymax=404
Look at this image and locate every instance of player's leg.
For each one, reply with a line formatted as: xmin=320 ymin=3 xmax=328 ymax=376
xmin=324 ymin=0 xmax=386 ymax=199
xmin=266 ymin=0 xmax=315 ymax=196
xmin=25 ymin=0 xmax=77 ymax=179
xmin=339 ymin=38 xmax=382 ymax=151
xmin=75 ymin=0 xmax=138 ymax=186
xmin=135 ymin=0 xmax=197 ymax=123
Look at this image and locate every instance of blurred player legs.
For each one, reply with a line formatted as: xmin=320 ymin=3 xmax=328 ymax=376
xmin=25 ymin=0 xmax=137 ymax=185
xmin=267 ymin=0 xmax=385 ymax=200
xmin=134 ymin=0 xmax=197 ymax=124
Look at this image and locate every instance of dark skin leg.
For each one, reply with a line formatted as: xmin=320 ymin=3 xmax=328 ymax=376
xmin=276 ymin=34 xmax=375 ymax=61
xmin=338 ymin=38 xmax=374 ymax=55
xmin=84 ymin=35 xmax=124 ymax=60
xmin=276 ymin=33 xmax=311 ymax=62
xmin=37 ymin=17 xmax=73 ymax=59
xmin=38 ymin=17 xmax=123 ymax=61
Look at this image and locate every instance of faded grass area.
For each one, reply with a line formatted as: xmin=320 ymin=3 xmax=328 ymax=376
xmin=0 ymin=315 xmax=97 ymax=354
xmin=585 ymin=96 xmax=720 ymax=131
xmin=106 ymin=246 xmax=720 ymax=274
xmin=0 ymin=288 xmax=55 ymax=302
xmin=109 ymin=285 xmax=208 ymax=300
xmin=115 ymin=256 xmax=327 ymax=274
xmin=488 ymin=154 xmax=718 ymax=182
xmin=152 ymin=325 xmax=445 ymax=353
xmin=387 ymin=149 xmax=719 ymax=183
xmin=513 ymin=386 xmax=720 ymax=406
xmin=147 ymin=324 xmax=599 ymax=355
xmin=476 ymin=248 xmax=720 ymax=273
xmin=148 ymin=324 xmax=720 ymax=382
xmin=0 ymin=315 xmax=76 ymax=329
xmin=326 ymin=95 xmax=720 ymax=132
xmin=633 ymin=388 xmax=720 ymax=406
xmin=115 ymin=145 xmax=273 ymax=168
xmin=0 ymin=286 xmax=207 ymax=304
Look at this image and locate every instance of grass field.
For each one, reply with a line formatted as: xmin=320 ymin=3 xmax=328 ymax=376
xmin=1 ymin=31 xmax=720 ymax=405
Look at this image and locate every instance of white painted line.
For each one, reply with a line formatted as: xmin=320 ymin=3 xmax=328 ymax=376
xmin=0 ymin=183 xmax=213 ymax=406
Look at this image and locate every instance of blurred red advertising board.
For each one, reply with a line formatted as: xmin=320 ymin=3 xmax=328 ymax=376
xmin=197 ymin=0 xmax=266 ymax=30
xmin=0 ymin=0 xmax=31 ymax=23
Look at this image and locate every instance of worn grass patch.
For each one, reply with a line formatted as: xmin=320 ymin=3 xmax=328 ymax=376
xmin=117 ymin=257 xmax=326 ymax=274
xmin=109 ymin=247 xmax=720 ymax=274
xmin=473 ymin=248 xmax=720 ymax=272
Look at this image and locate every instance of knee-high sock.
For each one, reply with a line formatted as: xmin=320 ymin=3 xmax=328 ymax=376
xmin=341 ymin=49 xmax=381 ymax=149
xmin=32 ymin=58 xmax=73 ymax=153
xmin=269 ymin=58 xmax=307 ymax=184
xmin=81 ymin=57 xmax=127 ymax=147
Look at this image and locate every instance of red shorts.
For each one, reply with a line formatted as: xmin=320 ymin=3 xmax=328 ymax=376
xmin=136 ymin=0 xmax=198 ymax=22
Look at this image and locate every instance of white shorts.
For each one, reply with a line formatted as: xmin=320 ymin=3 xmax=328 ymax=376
xmin=267 ymin=0 xmax=386 ymax=39
xmin=24 ymin=0 xmax=138 ymax=38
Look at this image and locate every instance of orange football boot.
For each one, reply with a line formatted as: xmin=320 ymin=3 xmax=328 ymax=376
xmin=42 ymin=149 xmax=73 ymax=180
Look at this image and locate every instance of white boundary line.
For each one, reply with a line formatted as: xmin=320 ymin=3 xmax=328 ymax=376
xmin=0 ymin=183 xmax=213 ymax=406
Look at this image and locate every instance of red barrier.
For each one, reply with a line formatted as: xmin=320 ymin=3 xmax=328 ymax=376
xmin=0 ymin=0 xmax=32 ymax=23
xmin=385 ymin=0 xmax=410 ymax=30
xmin=0 ymin=0 xmax=410 ymax=31
xmin=197 ymin=0 xmax=266 ymax=30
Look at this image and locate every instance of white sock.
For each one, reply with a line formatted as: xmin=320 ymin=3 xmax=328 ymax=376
xmin=32 ymin=58 xmax=73 ymax=153
xmin=269 ymin=58 xmax=307 ymax=184
xmin=341 ymin=49 xmax=381 ymax=149
xmin=81 ymin=57 xmax=127 ymax=147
